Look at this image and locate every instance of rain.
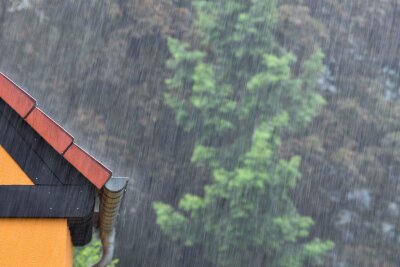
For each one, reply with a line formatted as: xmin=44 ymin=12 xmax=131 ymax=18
xmin=1 ymin=0 xmax=400 ymax=266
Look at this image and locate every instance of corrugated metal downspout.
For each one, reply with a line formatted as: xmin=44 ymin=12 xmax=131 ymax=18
xmin=93 ymin=177 xmax=128 ymax=267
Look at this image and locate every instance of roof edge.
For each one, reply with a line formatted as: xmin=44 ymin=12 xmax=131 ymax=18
xmin=0 ymin=72 xmax=112 ymax=188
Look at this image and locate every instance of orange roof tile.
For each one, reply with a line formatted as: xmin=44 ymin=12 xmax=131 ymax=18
xmin=0 ymin=73 xmax=112 ymax=188
xmin=64 ymin=144 xmax=112 ymax=189
xmin=26 ymin=108 xmax=74 ymax=154
xmin=0 ymin=73 xmax=35 ymax=118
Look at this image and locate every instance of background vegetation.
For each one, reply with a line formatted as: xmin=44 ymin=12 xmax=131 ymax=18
xmin=1 ymin=0 xmax=400 ymax=266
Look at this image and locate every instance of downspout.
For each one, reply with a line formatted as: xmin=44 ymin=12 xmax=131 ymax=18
xmin=93 ymin=177 xmax=128 ymax=267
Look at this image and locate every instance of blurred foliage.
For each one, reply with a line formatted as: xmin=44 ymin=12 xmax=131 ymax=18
xmin=73 ymin=237 xmax=118 ymax=267
xmin=155 ymin=0 xmax=332 ymax=266
xmin=3 ymin=0 xmax=400 ymax=266
xmin=276 ymin=1 xmax=400 ymax=266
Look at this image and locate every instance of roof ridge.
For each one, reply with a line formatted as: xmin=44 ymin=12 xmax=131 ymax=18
xmin=0 ymin=72 xmax=112 ymax=189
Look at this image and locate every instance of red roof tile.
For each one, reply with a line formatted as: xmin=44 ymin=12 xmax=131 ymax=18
xmin=0 ymin=73 xmax=112 ymax=188
xmin=25 ymin=107 xmax=74 ymax=154
xmin=0 ymin=73 xmax=35 ymax=118
xmin=64 ymin=144 xmax=112 ymax=189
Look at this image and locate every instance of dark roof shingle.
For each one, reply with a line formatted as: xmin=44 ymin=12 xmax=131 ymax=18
xmin=0 ymin=73 xmax=112 ymax=189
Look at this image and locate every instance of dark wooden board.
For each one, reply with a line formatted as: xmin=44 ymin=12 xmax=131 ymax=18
xmin=0 ymin=99 xmax=90 ymax=186
xmin=0 ymin=99 xmax=97 ymax=245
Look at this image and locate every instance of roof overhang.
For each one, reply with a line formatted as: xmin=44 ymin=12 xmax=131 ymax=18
xmin=0 ymin=73 xmax=112 ymax=189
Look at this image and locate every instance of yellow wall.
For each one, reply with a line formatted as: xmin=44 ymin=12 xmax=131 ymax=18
xmin=0 ymin=146 xmax=72 ymax=266
xmin=0 ymin=146 xmax=33 ymax=185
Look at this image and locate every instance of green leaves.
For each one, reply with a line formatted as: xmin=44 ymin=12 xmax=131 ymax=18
xmin=157 ymin=0 xmax=332 ymax=266
xmin=73 ymin=236 xmax=119 ymax=267
xmin=179 ymin=194 xmax=205 ymax=212
xmin=153 ymin=202 xmax=188 ymax=242
xmin=300 ymin=49 xmax=325 ymax=91
xmin=191 ymin=62 xmax=236 ymax=135
xmin=303 ymin=239 xmax=335 ymax=265
xmin=155 ymin=116 xmax=332 ymax=266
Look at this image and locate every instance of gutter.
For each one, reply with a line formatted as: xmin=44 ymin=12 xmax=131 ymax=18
xmin=93 ymin=177 xmax=128 ymax=267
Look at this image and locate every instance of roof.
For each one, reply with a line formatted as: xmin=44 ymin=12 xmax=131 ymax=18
xmin=0 ymin=97 xmax=95 ymax=245
xmin=0 ymin=72 xmax=118 ymax=246
xmin=0 ymin=73 xmax=112 ymax=189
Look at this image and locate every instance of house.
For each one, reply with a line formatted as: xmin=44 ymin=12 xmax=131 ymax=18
xmin=0 ymin=73 xmax=127 ymax=267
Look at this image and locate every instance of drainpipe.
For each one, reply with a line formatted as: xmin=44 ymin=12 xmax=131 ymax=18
xmin=92 ymin=177 xmax=128 ymax=267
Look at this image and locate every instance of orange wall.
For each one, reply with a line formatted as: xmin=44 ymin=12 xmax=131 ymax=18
xmin=0 ymin=146 xmax=72 ymax=266
xmin=0 ymin=146 xmax=33 ymax=185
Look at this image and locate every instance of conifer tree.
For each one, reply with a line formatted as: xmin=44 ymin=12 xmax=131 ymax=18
xmin=154 ymin=0 xmax=333 ymax=266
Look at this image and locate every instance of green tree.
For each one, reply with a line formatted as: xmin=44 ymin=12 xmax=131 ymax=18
xmin=154 ymin=0 xmax=332 ymax=266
